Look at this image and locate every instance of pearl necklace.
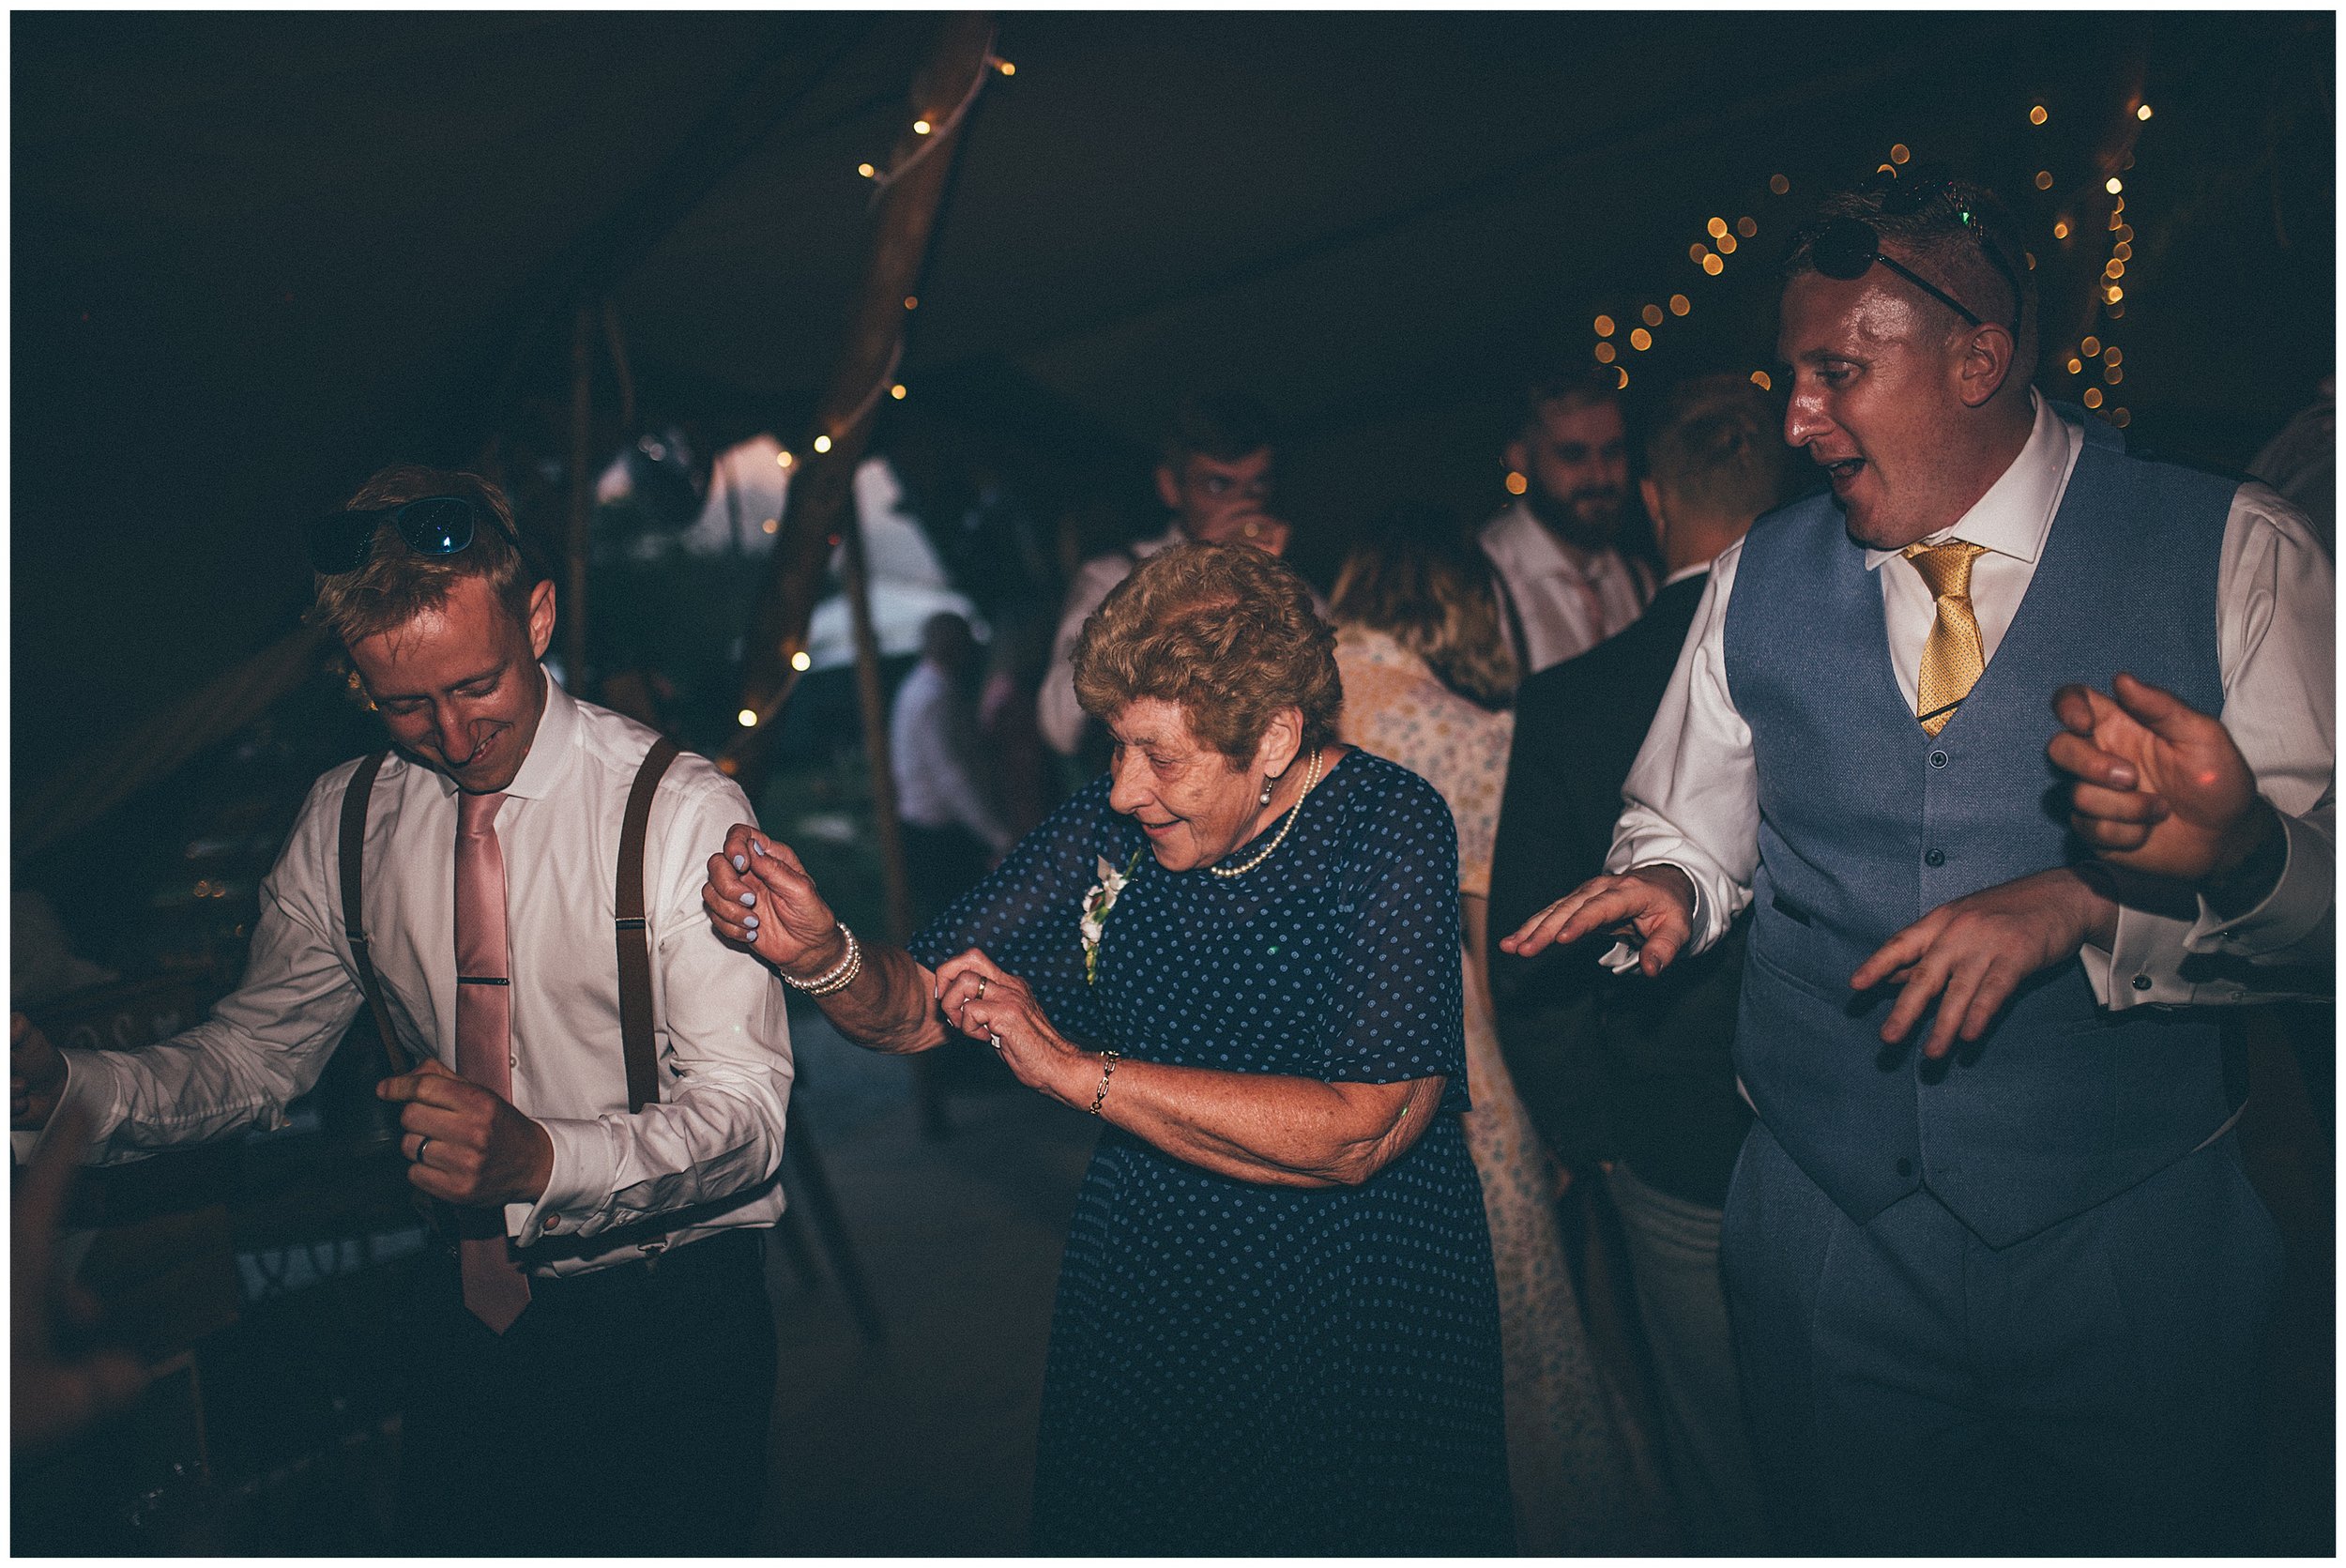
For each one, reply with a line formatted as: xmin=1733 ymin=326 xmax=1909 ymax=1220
xmin=1209 ymin=747 xmax=1325 ymax=878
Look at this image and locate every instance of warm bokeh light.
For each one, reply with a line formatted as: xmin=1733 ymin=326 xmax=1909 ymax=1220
xmin=1593 ymin=341 xmax=1618 ymax=363
xmin=1594 ymin=314 xmax=1616 ymax=337
xmin=814 ymin=434 xmax=833 ymax=452
xmin=1707 ymin=217 xmax=1729 ymax=238
xmin=1749 ymin=370 xmax=1772 ymax=391
xmin=890 ymin=383 xmax=907 ymax=400
xmin=1689 ymin=243 xmax=1710 ymax=265
xmin=1641 ymin=303 xmax=1664 ymax=327
xmin=2082 ymin=336 xmax=2100 ymax=356
xmin=791 ymin=650 xmax=814 ymax=672
xmin=1629 ymin=327 xmax=1653 ymax=351
xmin=2136 ymin=103 xmax=2152 ymax=121
xmin=1702 ymin=253 xmax=1724 ymax=276
xmin=2030 ymin=104 xmax=2049 ymax=125
xmin=762 ymin=517 xmax=779 ymax=535
xmin=1769 ymin=174 xmax=1790 ymax=195
xmin=2107 ymin=301 xmax=2125 ymax=317
xmin=737 ymin=709 xmax=758 ymax=728
xmin=2053 ymin=221 xmax=2070 ymax=239
xmin=2034 ymin=170 xmax=2053 ymax=190
xmin=2106 ymin=260 xmax=2125 ymax=279
xmin=1890 ymin=144 xmax=1911 ymax=164
xmin=997 ymin=59 xmax=1016 ymax=75
xmin=904 ymin=295 xmax=919 ymax=309
xmin=1613 ymin=366 xmax=1629 ymax=389
xmin=2103 ymin=346 xmax=2123 ymax=366
xmin=2104 ymin=366 xmax=2123 ymax=384
xmin=1717 ymin=233 xmax=1737 ymax=255
xmin=776 ymin=449 xmax=795 ymax=468
xmin=1668 ymin=293 xmax=1690 ymax=315
xmin=1504 ymin=470 xmax=1529 ymax=496
xmin=2105 ymin=284 xmax=2124 ymax=303
xmin=2066 ymin=358 xmax=2083 ymax=375
xmin=2112 ymin=408 xmax=2131 ymax=427
xmin=2106 ymin=177 xmax=2123 ymax=195
xmin=1735 ymin=216 xmax=1757 ymax=237
xmin=2082 ymin=388 xmax=2104 ymax=408
xmin=858 ymin=162 xmax=876 ymax=178
xmin=913 ymin=119 xmax=932 ymax=135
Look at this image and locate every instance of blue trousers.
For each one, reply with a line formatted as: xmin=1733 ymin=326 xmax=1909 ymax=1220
xmin=1722 ymin=1120 xmax=2283 ymax=1555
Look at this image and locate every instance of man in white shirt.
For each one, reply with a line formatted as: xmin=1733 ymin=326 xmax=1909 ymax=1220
xmin=1504 ymin=175 xmax=2331 ymax=1553
xmin=892 ymin=612 xmax=1016 ymax=911
xmin=12 ymin=467 xmax=795 ymax=1554
xmin=1038 ymin=394 xmax=1292 ymax=757
xmin=1480 ymin=365 xmax=1656 ymax=675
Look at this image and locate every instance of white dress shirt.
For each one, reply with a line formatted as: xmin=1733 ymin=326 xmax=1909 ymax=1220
xmin=1607 ymin=393 xmax=2335 ymax=1007
xmin=1478 ymin=499 xmax=1655 ymax=676
xmin=56 ymin=677 xmax=796 ymax=1273
xmin=1038 ymin=523 xmax=1188 ymax=755
xmin=891 ymin=658 xmax=1014 ymax=855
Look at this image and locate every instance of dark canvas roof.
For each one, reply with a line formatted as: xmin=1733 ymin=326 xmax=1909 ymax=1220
xmin=13 ymin=11 xmax=2334 ymax=804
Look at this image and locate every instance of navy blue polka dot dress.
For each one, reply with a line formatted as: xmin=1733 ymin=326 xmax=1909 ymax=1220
xmin=910 ymin=751 xmax=1514 ymax=1555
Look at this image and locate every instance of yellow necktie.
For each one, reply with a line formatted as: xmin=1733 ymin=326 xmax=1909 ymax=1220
xmin=1902 ymin=540 xmax=1988 ymax=737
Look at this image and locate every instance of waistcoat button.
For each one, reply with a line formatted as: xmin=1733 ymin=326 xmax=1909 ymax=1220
xmin=1924 ymin=848 xmax=1945 ymax=867
xmin=2131 ymin=973 xmax=2154 ymax=992
xmin=1928 ymin=750 xmax=1948 ymax=769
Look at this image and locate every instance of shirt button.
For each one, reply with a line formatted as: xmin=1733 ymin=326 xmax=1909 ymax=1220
xmin=1925 ymin=848 xmax=1946 ymax=867
xmin=2131 ymin=974 xmax=2154 ymax=992
xmin=1928 ymin=750 xmax=1948 ymax=769
xmin=1896 ymin=1157 xmax=1913 ymax=1179
xmin=509 ymin=1053 xmax=519 ymax=1070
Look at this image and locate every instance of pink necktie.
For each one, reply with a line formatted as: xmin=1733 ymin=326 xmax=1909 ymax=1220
xmin=454 ymin=791 xmax=531 ymax=1333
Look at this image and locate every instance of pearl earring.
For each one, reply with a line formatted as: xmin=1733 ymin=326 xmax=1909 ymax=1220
xmin=1258 ymin=776 xmax=1275 ymax=808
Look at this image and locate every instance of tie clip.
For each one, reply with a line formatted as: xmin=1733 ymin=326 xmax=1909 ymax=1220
xmin=456 ymin=975 xmax=510 ymax=986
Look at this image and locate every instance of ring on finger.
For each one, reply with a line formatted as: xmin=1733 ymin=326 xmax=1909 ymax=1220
xmin=988 ymin=1028 xmax=1004 ymax=1054
xmin=415 ymin=1135 xmax=432 ymax=1165
xmin=975 ymin=974 xmax=989 ymax=1001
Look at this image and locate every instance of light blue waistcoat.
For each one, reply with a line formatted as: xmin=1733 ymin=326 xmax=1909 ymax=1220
xmin=1723 ymin=424 xmax=2239 ymax=1246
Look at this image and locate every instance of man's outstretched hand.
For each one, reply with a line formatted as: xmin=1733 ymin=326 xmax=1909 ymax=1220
xmin=1499 ymin=864 xmax=1698 ymax=977
xmin=2048 ymin=672 xmax=2277 ymax=891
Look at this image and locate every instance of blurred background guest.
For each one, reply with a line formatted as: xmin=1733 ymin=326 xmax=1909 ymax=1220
xmin=1038 ymin=394 xmax=1292 ymax=763
xmin=1482 ymin=366 xmax=1656 ymax=676
xmin=1331 ymin=508 xmax=1666 ymax=1554
xmin=891 ymin=611 xmax=1017 ymax=927
xmin=1490 ymin=373 xmax=1787 ymax=1553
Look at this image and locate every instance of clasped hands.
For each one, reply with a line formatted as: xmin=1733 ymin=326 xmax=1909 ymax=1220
xmin=1501 ymin=860 xmax=2113 ymax=1063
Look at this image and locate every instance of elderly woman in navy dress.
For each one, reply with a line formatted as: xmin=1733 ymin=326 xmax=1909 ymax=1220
xmin=705 ymin=543 xmax=1510 ymax=1554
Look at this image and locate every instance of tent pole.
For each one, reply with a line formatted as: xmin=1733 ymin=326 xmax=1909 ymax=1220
xmin=563 ymin=297 xmax=596 ymax=693
xmin=729 ymin=10 xmax=998 ymax=941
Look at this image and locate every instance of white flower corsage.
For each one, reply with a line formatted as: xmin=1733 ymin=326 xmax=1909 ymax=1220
xmin=1081 ymin=848 xmax=1145 ymax=984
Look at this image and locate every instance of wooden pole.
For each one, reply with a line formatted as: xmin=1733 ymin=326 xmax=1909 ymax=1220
xmin=730 ymin=12 xmax=997 ymax=949
xmin=735 ymin=12 xmax=997 ymax=738
xmin=563 ymin=297 xmax=595 ymax=692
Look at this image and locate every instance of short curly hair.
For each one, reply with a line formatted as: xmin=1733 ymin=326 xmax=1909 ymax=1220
xmin=1072 ymin=542 xmax=1342 ymax=765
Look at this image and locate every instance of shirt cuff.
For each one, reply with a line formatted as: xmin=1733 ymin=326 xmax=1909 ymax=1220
xmin=2185 ymin=810 xmax=2332 ymax=962
xmin=44 ymin=1047 xmax=130 ymax=1158
xmin=506 ymin=1115 xmax=616 ymax=1246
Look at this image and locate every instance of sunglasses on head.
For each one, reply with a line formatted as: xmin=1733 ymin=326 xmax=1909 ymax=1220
xmin=1808 ymin=170 xmax=2026 ymax=335
xmin=306 ymin=495 xmax=520 ymax=575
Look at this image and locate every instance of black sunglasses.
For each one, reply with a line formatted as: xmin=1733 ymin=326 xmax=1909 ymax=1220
xmin=306 ymin=495 xmax=520 ymax=575
xmin=1809 ymin=173 xmax=2026 ymax=335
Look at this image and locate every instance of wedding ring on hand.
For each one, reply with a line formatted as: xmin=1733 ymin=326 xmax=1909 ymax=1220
xmin=414 ymin=1135 xmax=431 ymax=1165
xmin=975 ymin=975 xmax=989 ymax=1001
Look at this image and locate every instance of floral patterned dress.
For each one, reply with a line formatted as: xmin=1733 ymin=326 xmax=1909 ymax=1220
xmin=1336 ymin=623 xmax=1667 ymax=1554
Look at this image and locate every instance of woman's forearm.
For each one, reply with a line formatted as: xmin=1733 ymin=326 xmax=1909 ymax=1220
xmin=1051 ymin=1053 xmax=1443 ymax=1188
xmin=812 ymin=941 xmax=949 ymax=1055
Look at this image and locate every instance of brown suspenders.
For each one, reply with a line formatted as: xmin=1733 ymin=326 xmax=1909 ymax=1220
xmin=339 ymin=737 xmax=683 ymax=1112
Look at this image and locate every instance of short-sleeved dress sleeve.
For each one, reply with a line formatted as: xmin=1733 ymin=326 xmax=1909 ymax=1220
xmin=1318 ymin=759 xmax=1470 ymax=1104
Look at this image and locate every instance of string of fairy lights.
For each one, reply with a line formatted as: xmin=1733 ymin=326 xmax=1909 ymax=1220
xmin=1566 ymin=90 xmax=2156 ymax=460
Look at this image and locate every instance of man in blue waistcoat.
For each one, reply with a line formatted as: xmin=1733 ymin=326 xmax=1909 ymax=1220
xmin=1503 ymin=172 xmax=2333 ymax=1553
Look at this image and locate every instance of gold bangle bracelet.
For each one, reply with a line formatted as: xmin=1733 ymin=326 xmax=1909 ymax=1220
xmin=1088 ymin=1050 xmax=1120 ymax=1116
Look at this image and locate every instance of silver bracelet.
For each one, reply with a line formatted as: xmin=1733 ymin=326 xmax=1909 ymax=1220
xmin=782 ymin=923 xmax=861 ymax=996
